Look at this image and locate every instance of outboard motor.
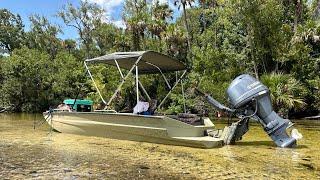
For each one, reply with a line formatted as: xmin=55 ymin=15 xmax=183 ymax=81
xmin=197 ymin=74 xmax=301 ymax=148
xmin=226 ymin=74 xmax=299 ymax=148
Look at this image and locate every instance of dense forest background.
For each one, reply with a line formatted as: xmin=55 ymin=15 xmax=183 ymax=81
xmin=0 ymin=0 xmax=319 ymax=118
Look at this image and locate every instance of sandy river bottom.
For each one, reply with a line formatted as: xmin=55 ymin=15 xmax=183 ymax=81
xmin=0 ymin=114 xmax=319 ymax=179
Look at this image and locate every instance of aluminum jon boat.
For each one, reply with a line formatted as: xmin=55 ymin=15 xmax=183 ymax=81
xmin=44 ymin=51 xmax=237 ymax=148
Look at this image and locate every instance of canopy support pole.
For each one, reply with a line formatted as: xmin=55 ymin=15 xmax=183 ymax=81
xmin=136 ymin=66 xmax=139 ymax=103
xmin=156 ymin=70 xmax=187 ymax=111
xmin=84 ymin=62 xmax=106 ymax=104
xmin=175 ymin=71 xmax=186 ymax=112
xmin=145 ymin=61 xmax=171 ymax=89
xmin=114 ymin=59 xmax=124 ymax=79
xmin=105 ymin=56 xmax=143 ymax=108
xmin=181 ymin=79 xmax=186 ymax=113
xmin=138 ymin=81 xmax=151 ymax=101
xmin=116 ymin=59 xmax=150 ymax=101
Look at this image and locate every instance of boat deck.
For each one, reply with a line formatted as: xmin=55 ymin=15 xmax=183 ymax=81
xmin=45 ymin=111 xmax=224 ymax=148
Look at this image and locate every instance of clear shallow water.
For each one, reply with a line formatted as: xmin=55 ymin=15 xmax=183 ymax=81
xmin=0 ymin=113 xmax=319 ymax=179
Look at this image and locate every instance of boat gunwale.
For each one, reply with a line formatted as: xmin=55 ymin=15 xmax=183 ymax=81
xmin=48 ymin=111 xmax=213 ymax=128
xmin=50 ymin=111 xmax=165 ymax=119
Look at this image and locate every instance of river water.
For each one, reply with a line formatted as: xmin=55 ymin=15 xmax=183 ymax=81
xmin=0 ymin=113 xmax=319 ymax=179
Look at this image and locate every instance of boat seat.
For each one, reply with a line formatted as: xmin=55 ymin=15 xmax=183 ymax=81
xmin=148 ymin=99 xmax=157 ymax=115
xmin=169 ymin=113 xmax=204 ymax=125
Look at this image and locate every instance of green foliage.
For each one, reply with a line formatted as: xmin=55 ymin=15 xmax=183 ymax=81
xmin=51 ymin=51 xmax=88 ymax=102
xmin=234 ymin=0 xmax=288 ymax=76
xmin=0 ymin=47 xmax=53 ymax=111
xmin=0 ymin=1 xmax=319 ymax=116
xmin=0 ymin=9 xmax=24 ymax=53
xmin=123 ymin=0 xmax=150 ymax=51
xmin=148 ymin=1 xmax=173 ymax=50
xmin=58 ymin=0 xmax=104 ymax=58
xmin=62 ymin=39 xmax=77 ymax=55
xmin=93 ymin=23 xmax=118 ymax=55
xmin=86 ymin=65 xmax=119 ymax=105
xmin=0 ymin=57 xmax=5 ymax=105
xmin=27 ymin=15 xmax=62 ymax=59
xmin=0 ymin=47 xmax=87 ymax=112
xmin=261 ymin=73 xmax=307 ymax=116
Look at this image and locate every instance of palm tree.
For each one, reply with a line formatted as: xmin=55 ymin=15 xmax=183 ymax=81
xmin=63 ymin=39 xmax=76 ymax=54
xmin=261 ymin=73 xmax=307 ymax=117
xmin=114 ymin=30 xmax=131 ymax=51
xmin=161 ymin=24 xmax=188 ymax=61
xmin=153 ymin=1 xmax=173 ymax=21
xmin=173 ymin=0 xmax=194 ymax=51
xmin=199 ymin=0 xmax=217 ymax=8
xmin=149 ymin=1 xmax=173 ymax=41
xmin=126 ymin=16 xmax=148 ymax=50
xmin=123 ymin=0 xmax=149 ymax=50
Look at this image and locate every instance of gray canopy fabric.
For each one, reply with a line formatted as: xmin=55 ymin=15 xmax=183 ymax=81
xmin=85 ymin=51 xmax=186 ymax=74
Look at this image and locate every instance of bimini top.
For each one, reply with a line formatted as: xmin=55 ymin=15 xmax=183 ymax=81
xmin=85 ymin=51 xmax=186 ymax=74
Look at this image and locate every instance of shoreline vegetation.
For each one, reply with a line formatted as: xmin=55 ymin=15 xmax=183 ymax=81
xmin=0 ymin=1 xmax=319 ymax=118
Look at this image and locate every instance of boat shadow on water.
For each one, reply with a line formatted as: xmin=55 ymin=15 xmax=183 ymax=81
xmin=235 ymin=141 xmax=308 ymax=149
xmin=235 ymin=141 xmax=275 ymax=147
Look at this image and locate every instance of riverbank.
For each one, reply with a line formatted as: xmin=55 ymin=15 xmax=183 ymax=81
xmin=0 ymin=114 xmax=319 ymax=179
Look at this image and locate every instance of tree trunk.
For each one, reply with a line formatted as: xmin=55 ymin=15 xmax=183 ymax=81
xmin=275 ymin=61 xmax=279 ymax=73
xmin=294 ymin=0 xmax=301 ymax=33
xmin=85 ymin=43 xmax=90 ymax=59
xmin=159 ymin=36 xmax=162 ymax=51
xmin=182 ymin=3 xmax=191 ymax=52
xmin=247 ymin=24 xmax=259 ymax=79
xmin=253 ymin=59 xmax=259 ymax=80
xmin=314 ymin=0 xmax=320 ymax=17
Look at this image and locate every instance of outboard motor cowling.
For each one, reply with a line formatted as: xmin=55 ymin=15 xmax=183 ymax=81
xmin=227 ymin=74 xmax=299 ymax=148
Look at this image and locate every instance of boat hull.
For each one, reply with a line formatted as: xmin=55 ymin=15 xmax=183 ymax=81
xmin=44 ymin=112 xmax=224 ymax=148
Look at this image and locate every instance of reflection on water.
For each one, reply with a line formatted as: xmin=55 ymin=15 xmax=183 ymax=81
xmin=0 ymin=114 xmax=319 ymax=179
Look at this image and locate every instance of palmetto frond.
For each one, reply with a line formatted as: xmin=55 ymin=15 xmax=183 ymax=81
xmin=261 ymin=72 xmax=307 ymax=114
xmin=173 ymin=0 xmax=195 ymax=10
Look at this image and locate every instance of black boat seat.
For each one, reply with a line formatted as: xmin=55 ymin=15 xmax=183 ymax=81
xmin=169 ymin=113 xmax=204 ymax=125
